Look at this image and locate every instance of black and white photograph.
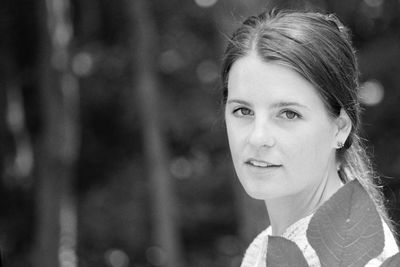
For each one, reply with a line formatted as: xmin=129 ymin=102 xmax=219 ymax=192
xmin=0 ymin=0 xmax=400 ymax=266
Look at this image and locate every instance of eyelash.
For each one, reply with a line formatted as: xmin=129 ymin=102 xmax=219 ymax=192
xmin=280 ymin=110 xmax=301 ymax=120
xmin=232 ymin=107 xmax=301 ymax=120
xmin=233 ymin=107 xmax=253 ymax=117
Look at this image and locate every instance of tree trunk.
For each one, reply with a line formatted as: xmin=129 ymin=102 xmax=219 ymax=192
xmin=0 ymin=77 xmax=6 ymax=185
xmin=33 ymin=0 xmax=79 ymax=266
xmin=0 ymin=80 xmax=7 ymax=194
xmin=126 ymin=1 xmax=184 ymax=266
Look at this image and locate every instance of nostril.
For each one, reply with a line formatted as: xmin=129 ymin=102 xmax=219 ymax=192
xmin=247 ymin=128 xmax=275 ymax=148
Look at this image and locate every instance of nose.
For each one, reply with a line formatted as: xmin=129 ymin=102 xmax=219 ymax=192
xmin=247 ymin=116 xmax=276 ymax=148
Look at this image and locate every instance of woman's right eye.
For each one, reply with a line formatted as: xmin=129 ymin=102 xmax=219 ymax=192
xmin=233 ymin=107 xmax=254 ymax=117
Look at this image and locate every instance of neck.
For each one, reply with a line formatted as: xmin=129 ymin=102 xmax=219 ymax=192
xmin=265 ymin=169 xmax=343 ymax=236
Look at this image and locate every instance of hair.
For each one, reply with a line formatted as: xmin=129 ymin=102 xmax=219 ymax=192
xmin=221 ymin=9 xmax=394 ymax=230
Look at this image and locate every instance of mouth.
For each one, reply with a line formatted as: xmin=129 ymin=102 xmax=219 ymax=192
xmin=245 ymin=158 xmax=282 ymax=168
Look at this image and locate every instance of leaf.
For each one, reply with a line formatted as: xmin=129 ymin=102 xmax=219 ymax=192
xmin=380 ymin=252 xmax=400 ymax=267
xmin=306 ymin=180 xmax=385 ymax=267
xmin=267 ymin=235 xmax=309 ymax=267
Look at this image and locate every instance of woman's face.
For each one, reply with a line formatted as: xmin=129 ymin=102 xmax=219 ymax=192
xmin=225 ymin=53 xmax=340 ymax=201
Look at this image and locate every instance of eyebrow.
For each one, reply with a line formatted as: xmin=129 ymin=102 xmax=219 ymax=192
xmin=226 ymin=99 xmax=310 ymax=110
xmin=226 ymin=99 xmax=251 ymax=106
xmin=271 ymin=101 xmax=310 ymax=110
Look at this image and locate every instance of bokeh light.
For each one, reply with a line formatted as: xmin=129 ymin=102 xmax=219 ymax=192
xmin=361 ymin=0 xmax=384 ymax=19
xmin=196 ymin=60 xmax=218 ymax=84
xmin=72 ymin=52 xmax=94 ymax=76
xmin=146 ymin=246 xmax=167 ymax=266
xmin=194 ymin=0 xmax=218 ymax=8
xmin=170 ymin=157 xmax=192 ymax=179
xmin=59 ymin=201 xmax=78 ymax=267
xmin=359 ymin=79 xmax=385 ymax=106
xmin=14 ymin=140 xmax=33 ymax=178
xmin=216 ymin=235 xmax=241 ymax=256
xmin=364 ymin=0 xmax=384 ymax=8
xmin=6 ymin=87 xmax=34 ymax=178
xmin=105 ymin=249 xmax=130 ymax=267
xmin=160 ymin=49 xmax=184 ymax=73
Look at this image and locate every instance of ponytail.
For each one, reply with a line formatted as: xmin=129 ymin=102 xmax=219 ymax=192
xmin=339 ymin=135 xmax=394 ymax=233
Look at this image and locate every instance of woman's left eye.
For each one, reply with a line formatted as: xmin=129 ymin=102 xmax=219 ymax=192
xmin=281 ymin=110 xmax=300 ymax=120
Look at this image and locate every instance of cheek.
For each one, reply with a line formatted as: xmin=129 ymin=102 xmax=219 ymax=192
xmin=284 ymin=126 xmax=334 ymax=169
xmin=226 ymin=117 xmax=247 ymax=144
xmin=225 ymin=121 xmax=242 ymax=156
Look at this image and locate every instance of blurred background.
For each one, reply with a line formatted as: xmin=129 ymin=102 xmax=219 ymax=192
xmin=0 ymin=0 xmax=399 ymax=266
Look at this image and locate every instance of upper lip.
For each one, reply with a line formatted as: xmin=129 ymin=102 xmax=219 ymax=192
xmin=245 ymin=158 xmax=281 ymax=167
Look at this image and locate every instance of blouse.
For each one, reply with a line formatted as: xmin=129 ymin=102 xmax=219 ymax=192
xmin=240 ymin=214 xmax=399 ymax=267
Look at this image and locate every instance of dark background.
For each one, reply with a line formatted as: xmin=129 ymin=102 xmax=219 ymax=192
xmin=0 ymin=0 xmax=399 ymax=266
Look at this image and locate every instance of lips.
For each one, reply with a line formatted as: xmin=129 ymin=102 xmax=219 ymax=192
xmin=245 ymin=158 xmax=282 ymax=168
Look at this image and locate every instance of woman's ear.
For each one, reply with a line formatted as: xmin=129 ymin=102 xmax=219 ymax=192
xmin=334 ymin=109 xmax=352 ymax=148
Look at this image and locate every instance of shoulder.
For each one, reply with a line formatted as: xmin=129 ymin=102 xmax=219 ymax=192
xmin=282 ymin=215 xmax=321 ymax=267
xmin=240 ymin=216 xmax=318 ymax=267
xmin=382 ymin=220 xmax=399 ymax=255
xmin=279 ymin=215 xmax=398 ymax=267
xmin=240 ymin=216 xmax=399 ymax=267
xmin=240 ymin=227 xmax=270 ymax=267
xmin=366 ymin=220 xmax=399 ymax=266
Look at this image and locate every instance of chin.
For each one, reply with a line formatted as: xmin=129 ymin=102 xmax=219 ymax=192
xmin=242 ymin=183 xmax=277 ymax=200
xmin=238 ymin=172 xmax=282 ymax=200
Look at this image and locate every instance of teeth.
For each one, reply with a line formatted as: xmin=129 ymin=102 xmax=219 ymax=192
xmin=249 ymin=160 xmax=270 ymax=167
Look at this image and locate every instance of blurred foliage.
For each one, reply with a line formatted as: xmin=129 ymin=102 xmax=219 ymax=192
xmin=0 ymin=0 xmax=399 ymax=266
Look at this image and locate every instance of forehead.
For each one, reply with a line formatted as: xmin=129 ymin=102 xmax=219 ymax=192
xmin=227 ymin=54 xmax=326 ymax=109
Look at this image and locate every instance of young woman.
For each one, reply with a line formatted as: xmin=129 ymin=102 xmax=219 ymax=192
xmin=221 ymin=9 xmax=398 ymax=266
